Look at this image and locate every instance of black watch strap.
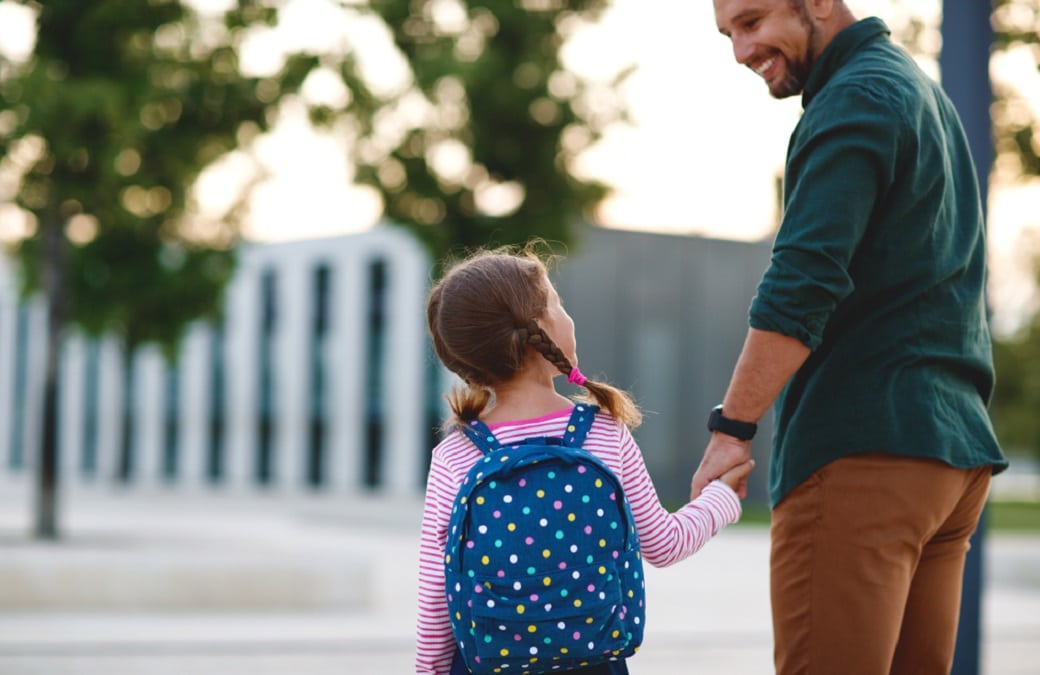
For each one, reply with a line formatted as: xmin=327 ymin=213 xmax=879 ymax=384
xmin=707 ymin=405 xmax=757 ymax=441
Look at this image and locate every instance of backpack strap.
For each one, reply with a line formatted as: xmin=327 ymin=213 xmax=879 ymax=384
xmin=561 ymin=403 xmax=599 ymax=447
xmin=459 ymin=419 xmax=502 ymax=456
xmin=459 ymin=404 xmax=600 ymax=455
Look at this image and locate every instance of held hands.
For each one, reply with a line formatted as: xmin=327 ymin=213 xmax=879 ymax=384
xmin=718 ymin=458 xmax=755 ymax=497
xmin=690 ymin=433 xmax=754 ymax=500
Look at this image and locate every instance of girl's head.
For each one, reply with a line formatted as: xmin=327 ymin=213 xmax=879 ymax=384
xmin=426 ymin=244 xmax=641 ymax=428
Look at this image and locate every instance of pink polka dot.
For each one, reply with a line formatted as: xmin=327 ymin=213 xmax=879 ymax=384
xmin=466 ymin=541 xmax=475 ymax=548
xmin=514 ymin=634 xmax=522 ymax=641
xmin=493 ymin=510 xmax=501 ymax=518
xmin=497 ymin=570 xmax=506 ymax=577
xmin=573 ymin=631 xmax=581 ymax=640
xmin=558 ymin=562 xmax=567 ymax=570
xmin=518 ymin=478 xmax=527 ymax=487
xmin=474 ymin=585 xmax=483 ymax=593
xmin=584 ymin=526 xmax=592 ymax=535
xmin=587 ymin=584 xmax=595 ymax=592
xmin=577 ymin=466 xmax=587 ymax=474
xmin=530 ymin=594 xmax=539 ymax=601
xmin=525 ymin=537 xmax=534 ymax=545
xmin=553 ymin=500 xmax=563 ymax=510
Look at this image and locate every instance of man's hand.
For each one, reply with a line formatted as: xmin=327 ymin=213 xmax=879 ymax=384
xmin=691 ymin=433 xmax=753 ymax=500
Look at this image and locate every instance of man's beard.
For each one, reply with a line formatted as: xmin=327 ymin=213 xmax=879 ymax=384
xmin=769 ymin=5 xmax=818 ymax=99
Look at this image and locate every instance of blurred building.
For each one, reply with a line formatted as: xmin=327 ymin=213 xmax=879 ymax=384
xmin=0 ymin=224 xmax=773 ymax=503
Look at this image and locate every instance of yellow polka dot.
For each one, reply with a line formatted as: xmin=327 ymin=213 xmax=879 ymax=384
xmin=543 ymin=577 xmax=552 ymax=586
xmin=500 ymin=648 xmax=510 ymax=657
xmin=585 ymin=617 xmax=594 ymax=624
xmin=527 ymin=625 xmax=537 ymax=633
xmin=598 ymin=566 xmax=606 ymax=574
xmin=507 ymin=523 xmax=516 ymax=531
xmin=612 ymin=630 xmax=620 ymax=638
xmin=560 ymin=648 xmax=569 ymax=655
xmin=573 ymin=599 xmax=582 ymax=608
xmin=598 ymin=539 xmax=606 ymax=547
xmin=627 ymin=590 xmax=634 ymax=598
xmin=516 ymin=604 xmax=526 ymax=614
xmin=481 ymin=555 xmax=490 ymax=565
xmin=567 ymin=425 xmax=576 ymax=432
xmin=536 ymin=489 xmax=545 ymax=498
xmin=567 ymin=513 xmax=576 ymax=522
xmin=594 ymin=478 xmax=603 ymax=488
xmin=476 ymin=496 xmax=485 ymax=505
xmin=542 ymin=549 xmax=551 ymax=558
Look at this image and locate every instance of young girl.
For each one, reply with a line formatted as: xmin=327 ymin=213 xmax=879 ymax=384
xmin=416 ymin=246 xmax=753 ymax=674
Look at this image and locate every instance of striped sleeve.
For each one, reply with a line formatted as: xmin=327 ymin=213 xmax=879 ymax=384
xmin=415 ymin=434 xmax=471 ymax=674
xmin=612 ymin=421 xmax=742 ymax=568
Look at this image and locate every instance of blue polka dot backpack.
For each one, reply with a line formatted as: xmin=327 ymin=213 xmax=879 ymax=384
xmin=444 ymin=404 xmax=646 ymax=674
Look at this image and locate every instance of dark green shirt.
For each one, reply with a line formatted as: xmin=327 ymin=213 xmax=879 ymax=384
xmin=749 ymin=18 xmax=1008 ymax=506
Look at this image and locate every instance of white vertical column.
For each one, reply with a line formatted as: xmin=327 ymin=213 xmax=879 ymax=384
xmin=328 ymin=247 xmax=367 ymax=492
xmin=93 ymin=337 xmax=123 ymax=482
xmin=57 ymin=333 xmax=85 ymax=487
xmin=133 ymin=345 xmax=164 ymax=487
xmin=177 ymin=324 xmax=209 ymax=488
xmin=274 ymin=256 xmax=308 ymax=491
xmin=0 ymin=291 xmax=16 ymax=480
xmin=380 ymin=239 xmax=428 ymax=493
xmin=20 ymin=301 xmax=48 ymax=474
xmin=224 ymin=257 xmax=260 ymax=490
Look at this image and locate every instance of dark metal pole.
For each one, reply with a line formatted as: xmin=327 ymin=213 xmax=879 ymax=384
xmin=939 ymin=2 xmax=993 ymax=674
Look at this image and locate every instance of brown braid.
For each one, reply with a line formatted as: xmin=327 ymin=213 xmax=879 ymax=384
xmin=523 ymin=319 xmax=643 ymax=428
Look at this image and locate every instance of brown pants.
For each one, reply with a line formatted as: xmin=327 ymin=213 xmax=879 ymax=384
xmin=770 ymin=453 xmax=991 ymax=675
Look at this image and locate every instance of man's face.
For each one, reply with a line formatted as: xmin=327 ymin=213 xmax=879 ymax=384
xmin=714 ymin=0 xmax=818 ymax=99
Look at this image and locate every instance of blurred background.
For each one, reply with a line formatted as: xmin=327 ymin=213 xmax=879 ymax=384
xmin=0 ymin=1 xmax=1038 ymax=673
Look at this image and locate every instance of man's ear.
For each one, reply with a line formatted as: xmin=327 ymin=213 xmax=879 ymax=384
xmin=806 ymin=0 xmax=836 ymax=21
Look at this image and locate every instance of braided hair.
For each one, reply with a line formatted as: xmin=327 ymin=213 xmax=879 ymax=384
xmin=426 ymin=245 xmax=641 ymax=429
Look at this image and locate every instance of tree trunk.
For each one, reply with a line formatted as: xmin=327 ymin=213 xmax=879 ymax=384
xmin=33 ymin=217 xmax=66 ymax=540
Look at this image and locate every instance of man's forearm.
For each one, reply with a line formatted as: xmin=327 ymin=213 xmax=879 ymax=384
xmin=722 ymin=327 xmax=812 ymax=423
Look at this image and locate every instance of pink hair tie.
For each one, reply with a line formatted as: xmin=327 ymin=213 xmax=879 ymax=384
xmin=567 ymin=367 xmax=587 ymax=386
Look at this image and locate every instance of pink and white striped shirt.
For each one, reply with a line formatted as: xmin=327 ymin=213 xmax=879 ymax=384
xmin=415 ymin=406 xmax=742 ymax=674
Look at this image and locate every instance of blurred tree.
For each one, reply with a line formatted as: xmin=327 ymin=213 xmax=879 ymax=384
xmin=0 ymin=0 xmax=312 ymax=538
xmin=330 ymin=0 xmax=630 ymax=262
xmin=992 ymin=302 xmax=1040 ymax=461
xmin=992 ymin=0 xmax=1040 ymax=181
xmin=989 ymin=0 xmax=1040 ymax=461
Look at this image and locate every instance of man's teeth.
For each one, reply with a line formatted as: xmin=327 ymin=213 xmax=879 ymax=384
xmin=755 ymin=57 xmax=776 ymax=76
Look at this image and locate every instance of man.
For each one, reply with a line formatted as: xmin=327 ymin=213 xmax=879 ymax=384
xmin=691 ymin=1 xmax=1009 ymax=673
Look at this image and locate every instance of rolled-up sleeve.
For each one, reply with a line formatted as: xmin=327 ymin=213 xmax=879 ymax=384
xmin=750 ymin=83 xmax=902 ymax=350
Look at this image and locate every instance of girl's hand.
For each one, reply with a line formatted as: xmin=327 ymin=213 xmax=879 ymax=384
xmin=718 ymin=459 xmax=755 ymax=497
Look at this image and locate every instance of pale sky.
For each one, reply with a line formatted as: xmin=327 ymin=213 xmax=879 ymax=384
xmin=0 ymin=0 xmax=1037 ymax=334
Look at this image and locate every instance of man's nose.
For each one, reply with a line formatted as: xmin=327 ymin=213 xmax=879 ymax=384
xmin=732 ymin=36 xmax=754 ymax=65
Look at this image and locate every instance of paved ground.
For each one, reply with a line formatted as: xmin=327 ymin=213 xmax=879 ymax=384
xmin=0 ymin=480 xmax=1037 ymax=674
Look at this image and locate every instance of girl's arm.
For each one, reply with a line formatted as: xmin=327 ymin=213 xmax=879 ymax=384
xmin=416 ymin=453 xmax=461 ymax=674
xmin=616 ymin=423 xmax=742 ymax=568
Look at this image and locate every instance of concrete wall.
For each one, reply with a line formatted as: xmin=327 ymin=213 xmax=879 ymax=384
xmin=554 ymin=226 xmax=773 ymax=503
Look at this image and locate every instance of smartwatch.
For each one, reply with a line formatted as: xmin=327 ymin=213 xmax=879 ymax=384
xmin=707 ymin=405 xmax=757 ymax=441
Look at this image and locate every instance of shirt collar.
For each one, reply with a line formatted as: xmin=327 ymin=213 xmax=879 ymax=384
xmin=802 ymin=17 xmax=891 ymax=108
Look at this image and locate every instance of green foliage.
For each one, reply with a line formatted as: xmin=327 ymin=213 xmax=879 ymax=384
xmin=338 ymin=0 xmax=630 ymax=263
xmin=992 ymin=0 xmax=1040 ymax=180
xmin=0 ymin=0 xmax=302 ymax=356
xmin=992 ymin=309 xmax=1040 ymax=462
